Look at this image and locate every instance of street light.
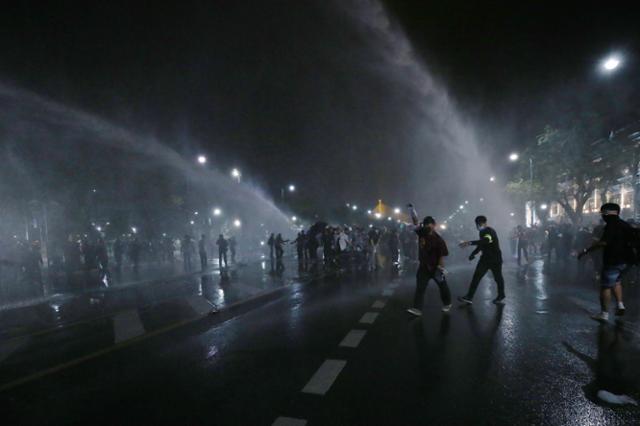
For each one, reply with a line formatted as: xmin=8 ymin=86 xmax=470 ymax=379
xmin=292 ymin=216 xmax=297 ymax=222
xmin=393 ymin=207 xmax=401 ymax=214
xmin=231 ymin=168 xmax=241 ymax=182
xmin=601 ymin=54 xmax=622 ymax=72
xmin=352 ymin=205 xmax=358 ymax=211
xmin=197 ymin=155 xmax=207 ymax=165
xmin=288 ymin=184 xmax=296 ymax=192
xmin=489 ymin=176 xmax=496 ymax=182
xmin=213 ymin=208 xmax=222 ymax=216
xmin=540 ymin=204 xmax=548 ymax=210
xmin=509 ymin=153 xmax=519 ymax=162
xmin=233 ymin=219 xmax=242 ymax=228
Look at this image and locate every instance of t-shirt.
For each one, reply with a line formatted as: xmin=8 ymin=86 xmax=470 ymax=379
xmin=414 ymin=228 xmax=448 ymax=271
xmin=601 ymin=217 xmax=633 ymax=266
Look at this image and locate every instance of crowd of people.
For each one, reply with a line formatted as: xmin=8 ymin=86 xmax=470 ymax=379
xmin=0 ymin=231 xmax=241 ymax=301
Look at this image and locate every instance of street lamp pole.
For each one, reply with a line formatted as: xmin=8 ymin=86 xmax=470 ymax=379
xmin=529 ymin=157 xmax=534 ymax=226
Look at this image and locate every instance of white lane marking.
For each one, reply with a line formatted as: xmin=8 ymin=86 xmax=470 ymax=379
xmin=389 ymin=282 xmax=399 ymax=289
xmin=382 ymin=289 xmax=394 ymax=296
xmin=339 ymin=329 xmax=367 ymax=348
xmin=113 ymin=309 xmax=145 ymax=343
xmin=359 ymin=312 xmax=379 ymax=324
xmin=272 ymin=417 xmax=307 ymax=426
xmin=302 ymin=359 xmax=347 ymax=395
xmin=372 ymin=300 xmax=386 ymax=309
xmin=186 ymin=295 xmax=217 ymax=315
xmin=0 ymin=336 xmax=30 ymax=364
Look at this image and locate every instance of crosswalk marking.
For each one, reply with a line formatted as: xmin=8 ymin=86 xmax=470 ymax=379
xmin=372 ymin=300 xmax=386 ymax=309
xmin=272 ymin=417 xmax=307 ymax=426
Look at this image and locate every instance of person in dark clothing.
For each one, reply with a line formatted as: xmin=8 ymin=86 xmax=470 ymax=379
xmin=216 ymin=234 xmax=228 ymax=268
xmin=199 ymin=234 xmax=208 ymax=270
xmin=578 ymin=203 xmax=631 ymax=322
xmin=388 ymin=229 xmax=400 ymax=266
xmin=82 ymin=238 xmax=97 ymax=271
xmin=293 ymin=231 xmax=306 ymax=263
xmin=458 ymin=215 xmax=506 ymax=305
xmin=516 ymin=225 xmax=529 ymax=265
xmin=95 ymin=238 xmax=109 ymax=284
xmin=229 ymin=236 xmax=237 ymax=263
xmin=275 ymin=234 xmax=288 ymax=260
xmin=547 ymin=225 xmax=558 ymax=261
xmin=322 ymin=229 xmax=334 ymax=264
xmin=267 ymin=233 xmax=275 ymax=260
xmin=406 ymin=205 xmax=452 ymax=316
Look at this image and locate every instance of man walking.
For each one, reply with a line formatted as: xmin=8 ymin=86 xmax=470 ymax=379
xmin=578 ymin=203 xmax=631 ymax=322
xmin=198 ymin=234 xmax=208 ymax=270
xmin=406 ymin=204 xmax=452 ymax=316
xmin=216 ymin=234 xmax=228 ymax=269
xmin=458 ymin=215 xmax=506 ymax=305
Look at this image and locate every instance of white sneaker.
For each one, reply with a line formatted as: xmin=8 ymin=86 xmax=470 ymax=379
xmin=406 ymin=308 xmax=422 ymax=317
xmin=591 ymin=312 xmax=609 ymax=322
xmin=442 ymin=304 xmax=452 ymax=313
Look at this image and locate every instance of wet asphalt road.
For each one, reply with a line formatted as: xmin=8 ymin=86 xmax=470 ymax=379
xmin=2 ymin=257 xmax=640 ymax=425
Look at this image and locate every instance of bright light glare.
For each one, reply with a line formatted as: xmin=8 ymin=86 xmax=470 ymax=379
xmin=96 ymin=226 xmax=102 ymax=232
xmin=352 ymin=205 xmax=358 ymax=211
xmin=260 ymin=241 xmax=265 ymax=246
xmin=540 ymin=204 xmax=548 ymax=210
xmin=231 ymin=168 xmax=241 ymax=178
xmin=131 ymin=227 xmax=137 ymax=234
xmin=602 ymin=55 xmax=621 ymax=71
xmin=197 ymin=155 xmax=207 ymax=164
xmin=190 ymin=220 xmax=195 ymax=225
xmin=213 ymin=208 xmax=222 ymax=216
xmin=459 ymin=205 xmax=464 ymax=209
xmin=489 ymin=176 xmax=496 ymax=182
xmin=440 ymin=224 xmax=447 ymax=230
xmin=367 ymin=210 xmax=372 ymax=214
xmin=374 ymin=213 xmax=382 ymax=219
xmin=194 ymin=211 xmax=199 ymax=215
xmin=394 ymin=207 xmax=401 ymax=214
xmin=510 ymin=212 xmax=515 ymax=217
xmin=288 ymin=184 xmax=296 ymax=192
xmin=509 ymin=153 xmax=519 ymax=162
xmin=291 ymin=216 xmax=297 ymax=222
xmin=233 ymin=219 xmax=242 ymax=228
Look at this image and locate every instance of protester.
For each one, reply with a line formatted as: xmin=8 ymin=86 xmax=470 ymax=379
xmin=216 ymin=234 xmax=228 ymax=269
xmin=406 ymin=204 xmax=452 ymax=316
xmin=458 ymin=215 xmax=506 ymax=305
xmin=199 ymin=234 xmax=208 ymax=270
xmin=578 ymin=203 xmax=631 ymax=322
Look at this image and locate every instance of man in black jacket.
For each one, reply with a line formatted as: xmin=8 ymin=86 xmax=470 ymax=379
xmin=458 ymin=215 xmax=506 ymax=305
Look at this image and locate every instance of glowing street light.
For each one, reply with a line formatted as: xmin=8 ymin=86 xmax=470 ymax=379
xmin=489 ymin=176 xmax=496 ymax=182
xmin=213 ymin=208 xmax=222 ymax=216
xmin=288 ymin=184 xmax=296 ymax=192
xmin=231 ymin=168 xmax=241 ymax=182
xmin=291 ymin=216 xmax=298 ymax=222
xmin=197 ymin=155 xmax=207 ymax=165
xmin=352 ymin=205 xmax=358 ymax=211
xmin=393 ymin=207 xmax=401 ymax=214
xmin=459 ymin=205 xmax=464 ymax=209
xmin=233 ymin=219 xmax=242 ymax=228
xmin=190 ymin=220 xmax=195 ymax=225
xmin=540 ymin=204 xmax=548 ymax=210
xmin=601 ymin=54 xmax=622 ymax=72
xmin=131 ymin=226 xmax=138 ymax=234
xmin=510 ymin=212 xmax=515 ymax=217
xmin=374 ymin=213 xmax=382 ymax=219
xmin=367 ymin=210 xmax=372 ymax=215
xmin=509 ymin=153 xmax=519 ymax=162
xmin=440 ymin=224 xmax=447 ymax=230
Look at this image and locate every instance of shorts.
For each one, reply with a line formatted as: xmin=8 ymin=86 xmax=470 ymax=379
xmin=601 ymin=264 xmax=628 ymax=288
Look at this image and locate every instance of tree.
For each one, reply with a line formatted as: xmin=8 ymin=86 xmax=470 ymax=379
xmin=508 ymin=114 xmax=633 ymax=226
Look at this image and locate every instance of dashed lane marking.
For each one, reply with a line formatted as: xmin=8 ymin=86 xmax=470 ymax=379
xmin=113 ymin=310 xmax=145 ymax=343
xmin=359 ymin=312 xmax=379 ymax=324
xmin=302 ymin=359 xmax=347 ymax=395
xmin=339 ymin=329 xmax=367 ymax=348
xmin=372 ymin=300 xmax=386 ymax=309
xmin=272 ymin=417 xmax=307 ymax=426
xmin=382 ymin=289 xmax=394 ymax=296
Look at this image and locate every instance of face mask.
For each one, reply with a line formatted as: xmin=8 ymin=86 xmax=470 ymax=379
xmin=476 ymin=224 xmax=485 ymax=231
xmin=602 ymin=214 xmax=617 ymax=224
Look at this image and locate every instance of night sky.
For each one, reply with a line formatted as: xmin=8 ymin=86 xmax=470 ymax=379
xmin=1 ymin=0 xmax=639 ymax=213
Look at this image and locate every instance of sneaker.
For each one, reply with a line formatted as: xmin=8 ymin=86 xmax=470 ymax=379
xmin=616 ymin=307 xmax=626 ymax=317
xmin=442 ymin=304 xmax=452 ymax=313
xmin=457 ymin=296 xmax=473 ymax=305
xmin=591 ymin=312 xmax=609 ymax=322
xmin=406 ymin=308 xmax=422 ymax=317
xmin=492 ymin=297 xmax=506 ymax=305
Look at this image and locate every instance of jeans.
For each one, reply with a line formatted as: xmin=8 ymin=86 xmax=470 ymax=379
xmin=414 ymin=266 xmax=451 ymax=309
